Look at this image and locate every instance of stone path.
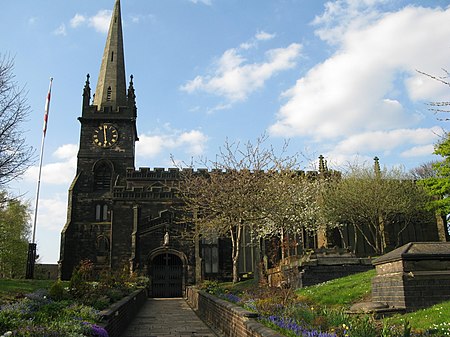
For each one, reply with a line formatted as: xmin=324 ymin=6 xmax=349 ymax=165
xmin=120 ymin=298 xmax=218 ymax=337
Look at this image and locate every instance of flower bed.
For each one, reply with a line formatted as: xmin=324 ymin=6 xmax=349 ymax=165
xmin=0 ymin=289 xmax=108 ymax=337
xmin=0 ymin=261 xmax=149 ymax=337
xmin=197 ymin=280 xmax=446 ymax=337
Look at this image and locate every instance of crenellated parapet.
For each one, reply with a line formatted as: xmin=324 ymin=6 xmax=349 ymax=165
xmin=125 ymin=166 xmax=337 ymax=178
xmin=113 ymin=184 xmax=176 ymax=200
xmin=126 ymin=167 xmax=181 ymax=180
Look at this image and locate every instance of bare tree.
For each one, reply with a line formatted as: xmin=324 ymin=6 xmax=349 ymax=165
xmin=409 ymin=161 xmax=438 ymax=180
xmin=0 ymin=54 xmax=34 ymax=189
xmin=177 ymin=135 xmax=301 ymax=283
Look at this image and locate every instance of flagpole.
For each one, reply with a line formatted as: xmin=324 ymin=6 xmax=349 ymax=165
xmin=26 ymin=77 xmax=53 ymax=279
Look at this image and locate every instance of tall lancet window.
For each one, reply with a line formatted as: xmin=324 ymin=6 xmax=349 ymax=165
xmin=111 ymin=51 xmax=114 ymax=62
xmin=107 ymin=86 xmax=112 ymax=101
xmin=94 ymin=163 xmax=112 ymax=191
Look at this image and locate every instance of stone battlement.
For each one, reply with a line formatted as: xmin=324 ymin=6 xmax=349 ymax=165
xmin=126 ymin=167 xmax=328 ymax=179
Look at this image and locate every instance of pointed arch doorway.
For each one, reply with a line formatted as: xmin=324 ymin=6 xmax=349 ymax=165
xmin=149 ymin=250 xmax=185 ymax=298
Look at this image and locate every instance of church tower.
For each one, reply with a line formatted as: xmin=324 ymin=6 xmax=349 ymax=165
xmin=59 ymin=0 xmax=138 ymax=279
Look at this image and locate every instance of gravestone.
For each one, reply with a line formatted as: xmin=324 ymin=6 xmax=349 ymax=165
xmin=371 ymin=242 xmax=450 ymax=310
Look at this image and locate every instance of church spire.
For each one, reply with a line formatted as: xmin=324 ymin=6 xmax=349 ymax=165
xmin=93 ymin=0 xmax=127 ymax=111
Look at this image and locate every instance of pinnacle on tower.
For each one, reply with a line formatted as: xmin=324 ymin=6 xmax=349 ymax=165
xmin=374 ymin=156 xmax=381 ymax=178
xmin=93 ymin=0 xmax=127 ymax=111
xmin=318 ymin=155 xmax=327 ymax=174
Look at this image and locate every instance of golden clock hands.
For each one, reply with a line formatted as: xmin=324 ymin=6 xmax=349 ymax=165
xmin=103 ymin=126 xmax=107 ymax=145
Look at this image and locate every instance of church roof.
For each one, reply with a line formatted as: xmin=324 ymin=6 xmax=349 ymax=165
xmin=93 ymin=0 xmax=127 ymax=111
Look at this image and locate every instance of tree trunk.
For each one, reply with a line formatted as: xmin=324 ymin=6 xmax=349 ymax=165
xmin=230 ymin=223 xmax=242 ymax=283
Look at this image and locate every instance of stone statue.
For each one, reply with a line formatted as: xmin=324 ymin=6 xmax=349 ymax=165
xmin=164 ymin=231 xmax=169 ymax=246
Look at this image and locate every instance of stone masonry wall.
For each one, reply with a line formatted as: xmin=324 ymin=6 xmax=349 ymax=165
xmin=186 ymin=287 xmax=284 ymax=337
xmin=99 ymin=288 xmax=147 ymax=337
xmin=300 ymin=264 xmax=373 ymax=287
xmin=372 ymin=271 xmax=450 ymax=310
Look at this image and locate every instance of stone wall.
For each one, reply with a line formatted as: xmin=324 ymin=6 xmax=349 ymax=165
xmin=99 ymin=288 xmax=147 ymax=337
xmin=186 ymin=287 xmax=284 ymax=337
xmin=266 ymin=252 xmax=373 ymax=288
xmin=34 ymin=264 xmax=58 ymax=280
xmin=300 ymin=264 xmax=373 ymax=287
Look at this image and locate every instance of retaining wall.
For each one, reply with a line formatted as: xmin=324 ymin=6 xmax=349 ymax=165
xmin=186 ymin=287 xmax=284 ymax=337
xmin=99 ymin=288 xmax=147 ymax=337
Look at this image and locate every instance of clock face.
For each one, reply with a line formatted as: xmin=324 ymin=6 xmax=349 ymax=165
xmin=93 ymin=124 xmax=119 ymax=148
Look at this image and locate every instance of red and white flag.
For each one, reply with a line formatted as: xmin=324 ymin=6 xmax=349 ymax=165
xmin=43 ymin=78 xmax=53 ymax=136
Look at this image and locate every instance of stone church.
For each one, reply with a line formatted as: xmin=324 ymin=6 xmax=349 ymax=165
xmin=59 ymin=0 xmax=238 ymax=297
xmin=59 ymin=0 xmax=446 ymax=296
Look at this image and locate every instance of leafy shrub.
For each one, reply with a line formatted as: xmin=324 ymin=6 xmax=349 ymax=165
xmin=48 ymin=280 xmax=66 ymax=301
xmin=198 ymin=280 xmax=226 ymax=295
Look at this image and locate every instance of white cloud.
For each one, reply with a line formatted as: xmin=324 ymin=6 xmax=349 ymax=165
xmin=68 ymin=10 xmax=112 ymax=34
xmin=36 ymin=195 xmax=68 ymax=231
xmin=321 ymin=127 xmax=440 ymax=169
xmin=53 ymin=24 xmax=67 ymax=36
xmin=181 ymin=43 xmax=301 ymax=102
xmin=189 ymin=0 xmax=212 ymax=5
xmin=129 ymin=14 xmax=156 ymax=24
xmin=255 ymin=31 xmax=276 ymax=41
xmin=332 ymin=127 xmax=441 ymax=155
xmin=54 ymin=144 xmax=78 ymax=160
xmin=313 ymin=0 xmax=388 ymax=44
xmin=401 ymin=144 xmax=435 ymax=158
xmin=136 ymin=128 xmax=208 ymax=160
xmin=25 ymin=144 xmax=77 ymax=185
xmin=270 ymin=5 xmax=450 ymax=141
xmin=70 ymin=14 xmax=86 ymax=28
xmin=88 ymin=10 xmax=112 ymax=34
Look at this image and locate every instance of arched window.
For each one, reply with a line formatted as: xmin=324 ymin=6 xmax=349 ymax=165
xmin=94 ymin=163 xmax=112 ymax=191
xmin=103 ymin=204 xmax=108 ymax=220
xmin=96 ymin=235 xmax=109 ymax=254
xmin=95 ymin=204 xmax=109 ymax=221
xmin=107 ymin=86 xmax=112 ymax=101
xmin=95 ymin=204 xmax=101 ymax=220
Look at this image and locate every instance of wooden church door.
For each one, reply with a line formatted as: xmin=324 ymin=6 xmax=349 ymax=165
xmin=151 ymin=253 xmax=183 ymax=297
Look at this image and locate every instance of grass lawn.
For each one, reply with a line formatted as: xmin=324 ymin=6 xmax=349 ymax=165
xmin=296 ymin=269 xmax=376 ymax=307
xmin=0 ymin=279 xmax=63 ymax=305
xmin=384 ymin=301 xmax=450 ymax=333
xmin=224 ymin=269 xmax=450 ymax=334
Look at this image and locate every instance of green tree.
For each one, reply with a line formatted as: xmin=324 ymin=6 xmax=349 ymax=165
xmin=0 ymin=191 xmax=31 ymax=278
xmin=322 ymin=160 xmax=430 ymax=255
xmin=419 ymin=134 xmax=450 ymax=215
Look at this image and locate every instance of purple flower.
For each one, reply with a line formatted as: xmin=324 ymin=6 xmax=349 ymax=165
xmin=83 ymin=322 xmax=109 ymax=337
xmin=263 ymin=315 xmax=337 ymax=337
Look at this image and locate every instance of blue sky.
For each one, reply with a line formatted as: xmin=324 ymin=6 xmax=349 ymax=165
xmin=2 ymin=0 xmax=450 ymax=263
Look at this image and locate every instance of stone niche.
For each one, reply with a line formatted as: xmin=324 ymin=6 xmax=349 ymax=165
xmin=371 ymin=242 xmax=450 ymax=311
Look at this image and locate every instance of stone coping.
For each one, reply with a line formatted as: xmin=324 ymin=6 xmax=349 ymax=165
xmin=198 ymin=289 xmax=259 ymax=318
xmin=373 ymin=242 xmax=450 ymax=265
xmin=187 ymin=287 xmax=285 ymax=337
xmin=98 ymin=288 xmax=145 ymax=320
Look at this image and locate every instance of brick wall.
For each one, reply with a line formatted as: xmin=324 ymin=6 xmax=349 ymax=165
xmin=186 ymin=287 xmax=284 ymax=337
xmin=99 ymin=288 xmax=147 ymax=337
